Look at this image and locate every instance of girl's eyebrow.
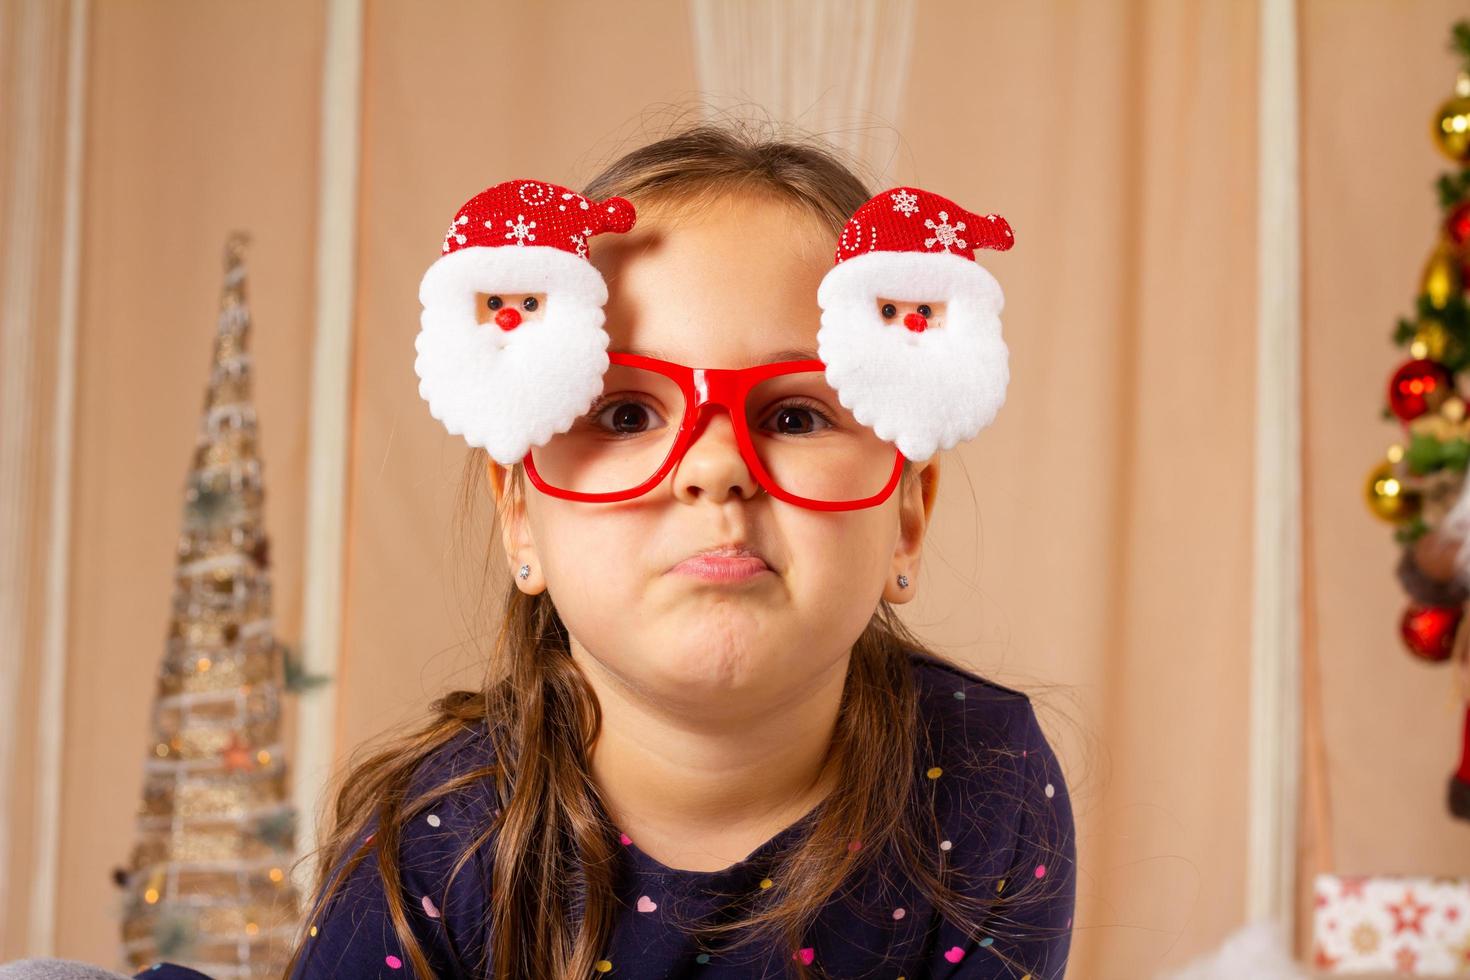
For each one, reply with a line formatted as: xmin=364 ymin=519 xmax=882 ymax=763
xmin=611 ymin=345 xmax=820 ymax=366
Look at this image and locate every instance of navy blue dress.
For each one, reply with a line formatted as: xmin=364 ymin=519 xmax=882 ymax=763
xmin=136 ymin=650 xmax=1076 ymax=979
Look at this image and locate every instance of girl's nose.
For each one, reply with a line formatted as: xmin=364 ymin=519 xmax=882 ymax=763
xmin=495 ymin=307 xmax=522 ymax=331
xmin=903 ymin=311 xmax=927 ymax=332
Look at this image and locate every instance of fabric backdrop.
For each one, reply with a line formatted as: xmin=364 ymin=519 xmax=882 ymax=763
xmin=3 ymin=2 xmax=1468 ymax=977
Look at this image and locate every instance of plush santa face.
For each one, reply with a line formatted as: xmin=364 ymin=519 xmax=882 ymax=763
xmin=415 ymin=250 xmax=612 ymax=465
xmin=876 ymin=297 xmax=947 ymax=333
xmin=475 ymin=291 xmax=547 ymax=330
xmin=816 ymin=249 xmax=1008 ymax=463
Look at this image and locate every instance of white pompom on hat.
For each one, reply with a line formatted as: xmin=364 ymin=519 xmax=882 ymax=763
xmin=415 ymin=178 xmax=636 ymax=465
xmin=816 ymin=186 xmax=1014 ymax=463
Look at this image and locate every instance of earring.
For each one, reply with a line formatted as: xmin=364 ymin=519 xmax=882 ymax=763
xmin=897 ymin=573 xmax=909 ymax=589
xmin=518 ymin=564 xmax=531 ymax=581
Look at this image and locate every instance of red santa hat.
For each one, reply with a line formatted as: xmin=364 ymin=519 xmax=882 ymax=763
xmin=415 ymin=178 xmax=637 ymax=464
xmin=815 ymin=186 xmax=1015 ymax=463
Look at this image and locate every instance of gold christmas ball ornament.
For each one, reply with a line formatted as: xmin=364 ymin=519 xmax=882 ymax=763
xmin=1421 ymin=240 xmax=1465 ymax=311
xmin=1412 ymin=317 xmax=1454 ymax=362
xmin=1433 ymin=71 xmax=1470 ymax=163
xmin=1366 ymin=460 xmax=1421 ymax=523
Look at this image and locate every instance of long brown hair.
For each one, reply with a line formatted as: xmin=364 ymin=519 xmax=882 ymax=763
xmin=284 ymin=114 xmax=1070 ymax=980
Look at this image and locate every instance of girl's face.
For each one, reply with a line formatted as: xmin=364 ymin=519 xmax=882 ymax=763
xmin=490 ymin=191 xmax=937 ymax=718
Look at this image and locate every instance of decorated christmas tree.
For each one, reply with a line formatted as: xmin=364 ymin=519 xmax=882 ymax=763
xmin=118 ymin=233 xmax=302 ymax=976
xmin=1367 ymin=21 xmax=1470 ymax=822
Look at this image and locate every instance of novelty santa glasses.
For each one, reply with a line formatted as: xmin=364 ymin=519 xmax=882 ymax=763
xmin=415 ymin=178 xmax=1015 ymax=512
xmin=524 ymin=351 xmax=906 ymax=511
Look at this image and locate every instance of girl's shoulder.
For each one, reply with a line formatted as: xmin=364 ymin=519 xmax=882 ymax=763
xmin=902 ymin=646 xmax=1064 ymax=802
xmin=404 ymin=720 xmax=504 ymax=813
xmin=292 ymin=724 xmax=503 ymax=979
xmin=904 ymin=645 xmax=1039 ymax=747
xmin=902 ymin=645 xmax=1077 ymax=970
xmin=905 ymin=645 xmax=1032 ymax=701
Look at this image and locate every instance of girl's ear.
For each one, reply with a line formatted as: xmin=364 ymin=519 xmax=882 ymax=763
xmin=883 ymin=458 xmax=940 ymax=605
xmin=486 ymin=458 xmax=544 ymax=594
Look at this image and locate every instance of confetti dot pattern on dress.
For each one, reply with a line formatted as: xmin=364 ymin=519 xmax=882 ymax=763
xmin=385 ymin=954 xmax=402 ymax=969
xmin=595 ymin=960 xmax=612 ymax=972
xmin=426 ymin=813 xmax=441 ymax=827
xmin=926 ymin=766 xmax=943 ymax=779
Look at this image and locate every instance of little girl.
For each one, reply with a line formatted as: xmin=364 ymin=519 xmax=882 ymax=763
xmin=279 ymin=122 xmax=1076 ymax=979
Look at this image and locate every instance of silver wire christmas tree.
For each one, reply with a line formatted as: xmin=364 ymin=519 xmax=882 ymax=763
xmin=119 ymin=233 xmax=301 ymax=977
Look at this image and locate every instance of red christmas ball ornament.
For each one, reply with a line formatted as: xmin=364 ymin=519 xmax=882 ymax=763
xmin=1447 ymin=201 xmax=1470 ymax=247
xmin=1388 ymin=358 xmax=1454 ymax=421
xmin=1400 ymin=602 xmax=1462 ymax=662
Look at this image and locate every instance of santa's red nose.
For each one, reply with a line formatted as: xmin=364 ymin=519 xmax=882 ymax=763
xmin=495 ymin=307 xmax=522 ymax=331
xmin=903 ymin=312 xmax=927 ymax=333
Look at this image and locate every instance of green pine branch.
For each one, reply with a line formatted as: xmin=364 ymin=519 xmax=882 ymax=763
xmin=1436 ymin=171 xmax=1470 ymax=210
xmin=1406 ymin=430 xmax=1470 ymax=475
xmin=281 ymin=643 xmax=330 ymax=694
xmin=1390 ymin=292 xmax=1470 ymax=373
xmin=1452 ymin=19 xmax=1470 ymax=75
xmin=1394 ymin=513 xmax=1431 ymax=545
xmin=250 ymin=808 xmax=297 ymax=853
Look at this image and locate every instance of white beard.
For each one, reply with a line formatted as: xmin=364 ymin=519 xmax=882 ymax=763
xmin=414 ymin=294 xmax=610 ymax=464
xmin=815 ymin=291 xmax=1009 ymax=462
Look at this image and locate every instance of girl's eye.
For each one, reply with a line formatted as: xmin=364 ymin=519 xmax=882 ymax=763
xmin=589 ymin=397 xmax=666 ymax=436
xmin=881 ymin=303 xmax=897 ymax=319
xmin=763 ymin=400 xmax=836 ymax=436
xmin=917 ymin=304 xmax=932 ymax=317
xmin=487 ymin=295 xmax=503 ymax=310
xmin=522 ymin=296 xmax=539 ymax=312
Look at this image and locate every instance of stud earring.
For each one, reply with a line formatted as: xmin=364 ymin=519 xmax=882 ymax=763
xmin=518 ymin=564 xmax=531 ymax=581
xmin=897 ymin=573 xmax=909 ymax=589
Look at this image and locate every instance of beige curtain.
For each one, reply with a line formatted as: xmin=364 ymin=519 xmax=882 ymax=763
xmin=5 ymin=1 xmax=1469 ymax=976
xmin=689 ymin=0 xmax=917 ymax=176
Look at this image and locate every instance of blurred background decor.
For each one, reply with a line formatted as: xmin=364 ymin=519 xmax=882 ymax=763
xmin=114 ymin=235 xmax=305 ymax=977
xmin=1305 ymin=21 xmax=1470 ymax=977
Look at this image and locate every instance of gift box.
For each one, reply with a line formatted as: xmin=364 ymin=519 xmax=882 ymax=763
xmin=1312 ymin=874 xmax=1470 ymax=974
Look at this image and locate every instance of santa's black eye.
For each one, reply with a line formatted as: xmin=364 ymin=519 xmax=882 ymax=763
xmin=522 ymin=296 xmax=538 ymax=312
xmin=487 ymin=295 xmax=503 ymax=310
xmin=917 ymin=304 xmax=932 ymax=318
xmin=881 ymin=303 xmax=897 ymax=318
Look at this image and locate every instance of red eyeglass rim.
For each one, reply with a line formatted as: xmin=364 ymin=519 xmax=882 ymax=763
xmin=519 ymin=350 xmax=908 ymax=511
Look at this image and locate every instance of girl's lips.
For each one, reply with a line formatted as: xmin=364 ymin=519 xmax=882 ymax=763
xmin=669 ymin=555 xmax=773 ymax=582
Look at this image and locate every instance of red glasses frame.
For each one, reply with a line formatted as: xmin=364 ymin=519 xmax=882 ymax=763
xmin=521 ymin=351 xmax=908 ymax=511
